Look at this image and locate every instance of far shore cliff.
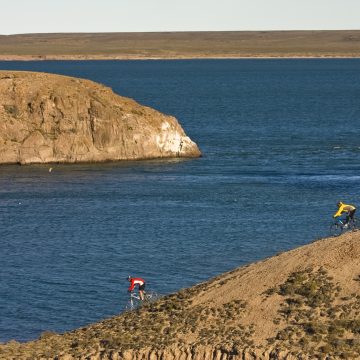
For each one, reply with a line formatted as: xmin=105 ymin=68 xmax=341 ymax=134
xmin=0 ymin=71 xmax=201 ymax=164
xmin=2 ymin=231 xmax=360 ymax=359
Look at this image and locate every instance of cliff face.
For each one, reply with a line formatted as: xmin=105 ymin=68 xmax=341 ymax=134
xmin=2 ymin=231 xmax=360 ymax=359
xmin=0 ymin=71 xmax=201 ymax=164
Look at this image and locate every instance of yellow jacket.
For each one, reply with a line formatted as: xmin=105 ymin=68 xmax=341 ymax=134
xmin=333 ymin=203 xmax=356 ymax=218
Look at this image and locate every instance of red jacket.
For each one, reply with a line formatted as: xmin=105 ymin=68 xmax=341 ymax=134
xmin=128 ymin=277 xmax=145 ymax=291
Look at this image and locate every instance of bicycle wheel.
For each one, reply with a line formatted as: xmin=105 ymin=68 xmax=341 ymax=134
xmin=330 ymin=223 xmax=343 ymax=237
xmin=125 ymin=299 xmax=134 ymax=311
xmin=144 ymin=291 xmax=160 ymax=303
xmin=349 ymin=218 xmax=359 ymax=232
xmin=125 ymin=297 xmax=141 ymax=311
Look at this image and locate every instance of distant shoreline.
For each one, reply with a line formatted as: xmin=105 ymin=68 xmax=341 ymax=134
xmin=1 ymin=55 xmax=360 ymax=61
xmin=1 ymin=30 xmax=360 ymax=61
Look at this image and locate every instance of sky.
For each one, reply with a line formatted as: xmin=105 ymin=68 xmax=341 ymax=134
xmin=1 ymin=0 xmax=360 ymax=35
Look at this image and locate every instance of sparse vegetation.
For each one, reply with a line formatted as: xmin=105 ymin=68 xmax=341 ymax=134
xmin=0 ymin=286 xmax=252 ymax=358
xmin=3 ymin=105 xmax=19 ymax=116
xmin=268 ymin=267 xmax=360 ymax=358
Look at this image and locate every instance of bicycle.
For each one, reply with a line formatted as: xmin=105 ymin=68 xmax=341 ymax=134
xmin=329 ymin=216 xmax=359 ymax=237
xmin=125 ymin=290 xmax=160 ymax=311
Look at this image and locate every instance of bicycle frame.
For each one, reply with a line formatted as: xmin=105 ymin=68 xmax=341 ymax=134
xmin=125 ymin=290 xmax=159 ymax=311
xmin=126 ymin=292 xmax=142 ymax=311
xmin=336 ymin=215 xmax=357 ymax=227
xmin=330 ymin=216 xmax=358 ymax=237
xmin=335 ymin=216 xmax=346 ymax=225
xmin=130 ymin=292 xmax=142 ymax=301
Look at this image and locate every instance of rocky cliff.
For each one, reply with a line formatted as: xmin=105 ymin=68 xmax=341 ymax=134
xmin=0 ymin=71 xmax=201 ymax=164
xmin=2 ymin=231 xmax=360 ymax=359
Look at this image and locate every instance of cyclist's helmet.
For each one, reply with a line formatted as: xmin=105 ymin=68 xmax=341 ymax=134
xmin=337 ymin=201 xmax=343 ymax=207
xmin=126 ymin=275 xmax=131 ymax=281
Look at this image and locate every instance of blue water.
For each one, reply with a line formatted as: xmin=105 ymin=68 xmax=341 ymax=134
xmin=1 ymin=59 xmax=360 ymax=342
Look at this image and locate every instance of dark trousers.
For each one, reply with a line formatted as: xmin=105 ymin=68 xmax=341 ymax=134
xmin=346 ymin=209 xmax=356 ymax=223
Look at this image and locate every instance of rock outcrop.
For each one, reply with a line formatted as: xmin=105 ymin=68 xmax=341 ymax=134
xmin=2 ymin=231 xmax=360 ymax=359
xmin=0 ymin=71 xmax=201 ymax=164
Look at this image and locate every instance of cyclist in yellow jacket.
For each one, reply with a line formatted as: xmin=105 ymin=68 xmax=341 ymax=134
xmin=333 ymin=201 xmax=356 ymax=227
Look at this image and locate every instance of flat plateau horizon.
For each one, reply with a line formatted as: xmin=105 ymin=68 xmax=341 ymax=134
xmin=0 ymin=30 xmax=360 ymax=60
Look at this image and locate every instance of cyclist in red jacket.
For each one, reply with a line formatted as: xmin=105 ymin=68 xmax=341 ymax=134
xmin=127 ymin=276 xmax=146 ymax=300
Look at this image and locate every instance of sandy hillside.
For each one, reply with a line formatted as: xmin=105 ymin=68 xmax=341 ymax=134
xmin=2 ymin=231 xmax=360 ymax=359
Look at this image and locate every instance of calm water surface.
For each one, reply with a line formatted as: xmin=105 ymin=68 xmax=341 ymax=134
xmin=1 ymin=59 xmax=360 ymax=342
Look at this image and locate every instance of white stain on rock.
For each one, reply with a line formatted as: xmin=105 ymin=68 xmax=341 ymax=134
xmin=157 ymin=121 xmax=192 ymax=156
